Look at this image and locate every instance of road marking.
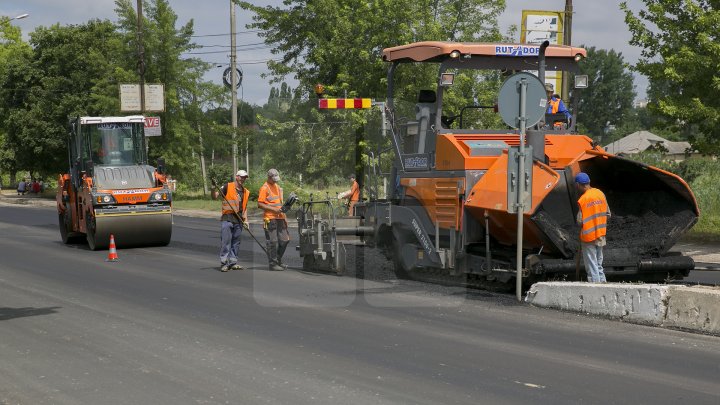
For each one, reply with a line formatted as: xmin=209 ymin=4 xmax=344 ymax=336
xmin=514 ymin=381 xmax=546 ymax=389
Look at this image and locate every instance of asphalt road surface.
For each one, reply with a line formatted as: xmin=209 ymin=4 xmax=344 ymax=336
xmin=1 ymin=204 xmax=719 ymax=404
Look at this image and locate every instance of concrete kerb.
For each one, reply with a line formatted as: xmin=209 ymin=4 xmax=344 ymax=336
xmin=526 ymin=282 xmax=720 ymax=335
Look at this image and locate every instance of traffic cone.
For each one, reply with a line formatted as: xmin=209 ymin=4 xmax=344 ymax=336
xmin=106 ymin=234 xmax=119 ymax=262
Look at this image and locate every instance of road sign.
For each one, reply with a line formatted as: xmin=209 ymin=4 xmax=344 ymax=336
xmin=120 ymin=84 xmax=165 ymax=112
xmin=145 ymin=116 xmax=161 ymax=137
xmin=498 ymin=72 xmax=547 ymax=129
xmin=506 ymin=146 xmax=533 ymax=214
xmin=318 ymin=98 xmax=372 ymax=109
xmin=223 ymin=67 xmax=242 ymax=89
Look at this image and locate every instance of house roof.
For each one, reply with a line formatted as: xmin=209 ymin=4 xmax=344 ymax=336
xmin=604 ymin=131 xmax=691 ymax=155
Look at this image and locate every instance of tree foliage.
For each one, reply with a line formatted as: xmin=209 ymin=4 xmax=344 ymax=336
xmin=115 ymin=0 xmax=219 ymax=178
xmin=237 ymin=0 xmax=506 ymax=183
xmin=0 ymin=20 xmax=128 ymax=177
xmin=239 ymin=0 xmax=504 ymax=98
xmin=575 ymin=46 xmax=636 ymax=140
xmin=621 ymin=0 xmax=720 ymax=152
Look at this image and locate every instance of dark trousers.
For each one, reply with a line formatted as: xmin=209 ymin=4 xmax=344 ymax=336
xmin=264 ymin=218 xmax=290 ymax=264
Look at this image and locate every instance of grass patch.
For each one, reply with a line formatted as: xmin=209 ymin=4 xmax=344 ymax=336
xmin=172 ymin=199 xmax=217 ymax=211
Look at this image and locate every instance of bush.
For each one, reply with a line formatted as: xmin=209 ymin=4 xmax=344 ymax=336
xmin=688 ymin=172 xmax=720 ymax=236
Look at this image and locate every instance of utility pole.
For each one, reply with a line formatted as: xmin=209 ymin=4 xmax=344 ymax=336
xmin=561 ymin=0 xmax=573 ymax=102
xmin=194 ymin=94 xmax=209 ymax=195
xmin=230 ymin=0 xmax=238 ymax=175
xmin=137 ymin=0 xmax=148 ymax=156
xmin=136 ymin=0 xmax=145 ymax=113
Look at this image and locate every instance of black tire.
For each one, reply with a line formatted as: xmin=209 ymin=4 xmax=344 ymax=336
xmin=302 ymin=254 xmax=317 ymax=272
xmin=59 ymin=211 xmax=81 ymax=244
xmin=86 ymin=216 xmax=98 ymax=251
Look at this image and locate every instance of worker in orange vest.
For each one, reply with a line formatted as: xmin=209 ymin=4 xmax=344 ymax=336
xmin=575 ymin=172 xmax=610 ymax=283
xmin=258 ymin=168 xmax=290 ymax=271
xmin=337 ymin=173 xmax=360 ymax=215
xmin=545 ymin=83 xmax=570 ymax=128
xmin=219 ymin=170 xmax=250 ymax=272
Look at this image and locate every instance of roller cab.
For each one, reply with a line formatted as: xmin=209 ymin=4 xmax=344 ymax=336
xmin=57 ymin=116 xmax=172 ymax=250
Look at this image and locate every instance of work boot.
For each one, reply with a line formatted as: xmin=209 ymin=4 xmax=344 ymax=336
xmin=220 ymin=264 xmax=230 ymax=272
xmin=231 ymin=263 xmax=243 ymax=270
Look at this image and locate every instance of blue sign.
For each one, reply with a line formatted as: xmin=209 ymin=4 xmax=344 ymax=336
xmin=494 ymin=45 xmax=540 ymax=57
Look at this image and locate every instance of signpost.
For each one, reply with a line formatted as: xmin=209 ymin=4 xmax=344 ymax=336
xmin=497 ymin=72 xmax=547 ymax=301
xmin=520 ymin=10 xmax=565 ymax=96
xmin=120 ymin=84 xmax=165 ymax=112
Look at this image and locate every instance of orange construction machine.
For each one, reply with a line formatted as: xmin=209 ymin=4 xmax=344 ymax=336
xmin=57 ymin=116 xmax=172 ymax=250
xmin=299 ymin=41 xmax=698 ymax=287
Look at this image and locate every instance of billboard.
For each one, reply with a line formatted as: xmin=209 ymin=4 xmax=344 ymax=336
xmin=120 ymin=84 xmax=165 ymax=112
xmin=520 ymin=10 xmax=565 ymax=92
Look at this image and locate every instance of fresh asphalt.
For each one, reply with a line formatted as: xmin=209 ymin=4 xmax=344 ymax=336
xmin=1 ymin=203 xmax=719 ymax=404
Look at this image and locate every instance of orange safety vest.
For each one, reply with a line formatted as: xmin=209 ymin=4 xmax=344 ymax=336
xmin=578 ymin=188 xmax=609 ymax=243
xmin=222 ymin=182 xmax=249 ymax=216
xmin=258 ymin=182 xmax=285 ymax=220
xmin=548 ymin=98 xmax=560 ymax=114
xmin=349 ymin=180 xmax=360 ymax=202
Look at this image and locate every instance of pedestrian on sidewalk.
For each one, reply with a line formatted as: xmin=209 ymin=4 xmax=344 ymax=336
xmin=258 ymin=168 xmax=289 ymax=271
xmin=17 ymin=179 xmax=26 ymax=195
xmin=575 ymin=172 xmax=610 ymax=283
xmin=219 ymin=170 xmax=250 ymax=272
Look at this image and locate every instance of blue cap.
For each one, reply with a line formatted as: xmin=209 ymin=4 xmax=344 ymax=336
xmin=575 ymin=172 xmax=590 ymax=184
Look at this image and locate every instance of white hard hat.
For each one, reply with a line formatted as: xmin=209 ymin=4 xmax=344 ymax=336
xmin=236 ymin=170 xmax=249 ymax=178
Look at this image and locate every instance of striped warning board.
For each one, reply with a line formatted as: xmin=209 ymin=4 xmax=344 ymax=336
xmin=318 ymin=98 xmax=372 ymax=109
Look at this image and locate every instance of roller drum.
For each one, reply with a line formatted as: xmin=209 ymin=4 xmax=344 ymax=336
xmin=89 ymin=210 xmax=172 ymax=250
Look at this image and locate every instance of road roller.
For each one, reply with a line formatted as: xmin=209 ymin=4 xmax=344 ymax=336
xmin=57 ymin=116 xmax=172 ymax=250
xmin=305 ymin=41 xmax=698 ymax=288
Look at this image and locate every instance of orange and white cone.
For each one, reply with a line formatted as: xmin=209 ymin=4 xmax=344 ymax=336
xmin=106 ymin=234 xmax=119 ymax=262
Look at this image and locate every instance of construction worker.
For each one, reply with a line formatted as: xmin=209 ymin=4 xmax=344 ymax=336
xmin=337 ymin=173 xmax=360 ymax=215
xmin=575 ymin=172 xmax=610 ymax=283
xmin=219 ymin=170 xmax=250 ymax=272
xmin=258 ymin=168 xmax=290 ymax=271
xmin=545 ymin=83 xmax=570 ymax=126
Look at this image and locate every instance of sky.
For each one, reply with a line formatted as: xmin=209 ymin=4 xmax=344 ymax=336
xmin=1 ymin=0 xmax=648 ymax=105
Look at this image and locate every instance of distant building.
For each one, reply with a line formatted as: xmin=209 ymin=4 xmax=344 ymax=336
xmin=633 ymin=99 xmax=649 ymax=109
xmin=604 ymin=131 xmax=694 ymax=161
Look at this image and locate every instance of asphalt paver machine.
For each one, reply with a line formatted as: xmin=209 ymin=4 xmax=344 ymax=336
xmin=299 ymin=41 xmax=698 ymax=287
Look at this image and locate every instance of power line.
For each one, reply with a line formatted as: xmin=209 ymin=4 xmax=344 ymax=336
xmin=208 ymin=58 xmax=284 ymax=65
xmin=184 ymin=45 xmax=270 ymax=55
xmin=193 ymin=42 xmax=267 ymax=48
xmin=191 ymin=30 xmax=264 ymax=37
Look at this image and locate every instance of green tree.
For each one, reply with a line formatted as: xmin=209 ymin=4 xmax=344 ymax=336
xmin=237 ymin=0 xmax=506 ymax=182
xmin=114 ymin=0 xmax=216 ymax=179
xmin=239 ymin=0 xmax=504 ymax=98
xmin=575 ymin=46 xmax=636 ymax=141
xmin=622 ymin=0 xmax=720 ymax=153
xmin=0 ymin=20 xmax=128 ymax=177
xmin=0 ymin=17 xmax=33 ymax=182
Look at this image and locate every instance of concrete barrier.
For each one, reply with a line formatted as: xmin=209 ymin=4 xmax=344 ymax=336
xmin=526 ymin=282 xmax=720 ymax=335
xmin=664 ymin=286 xmax=720 ymax=334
